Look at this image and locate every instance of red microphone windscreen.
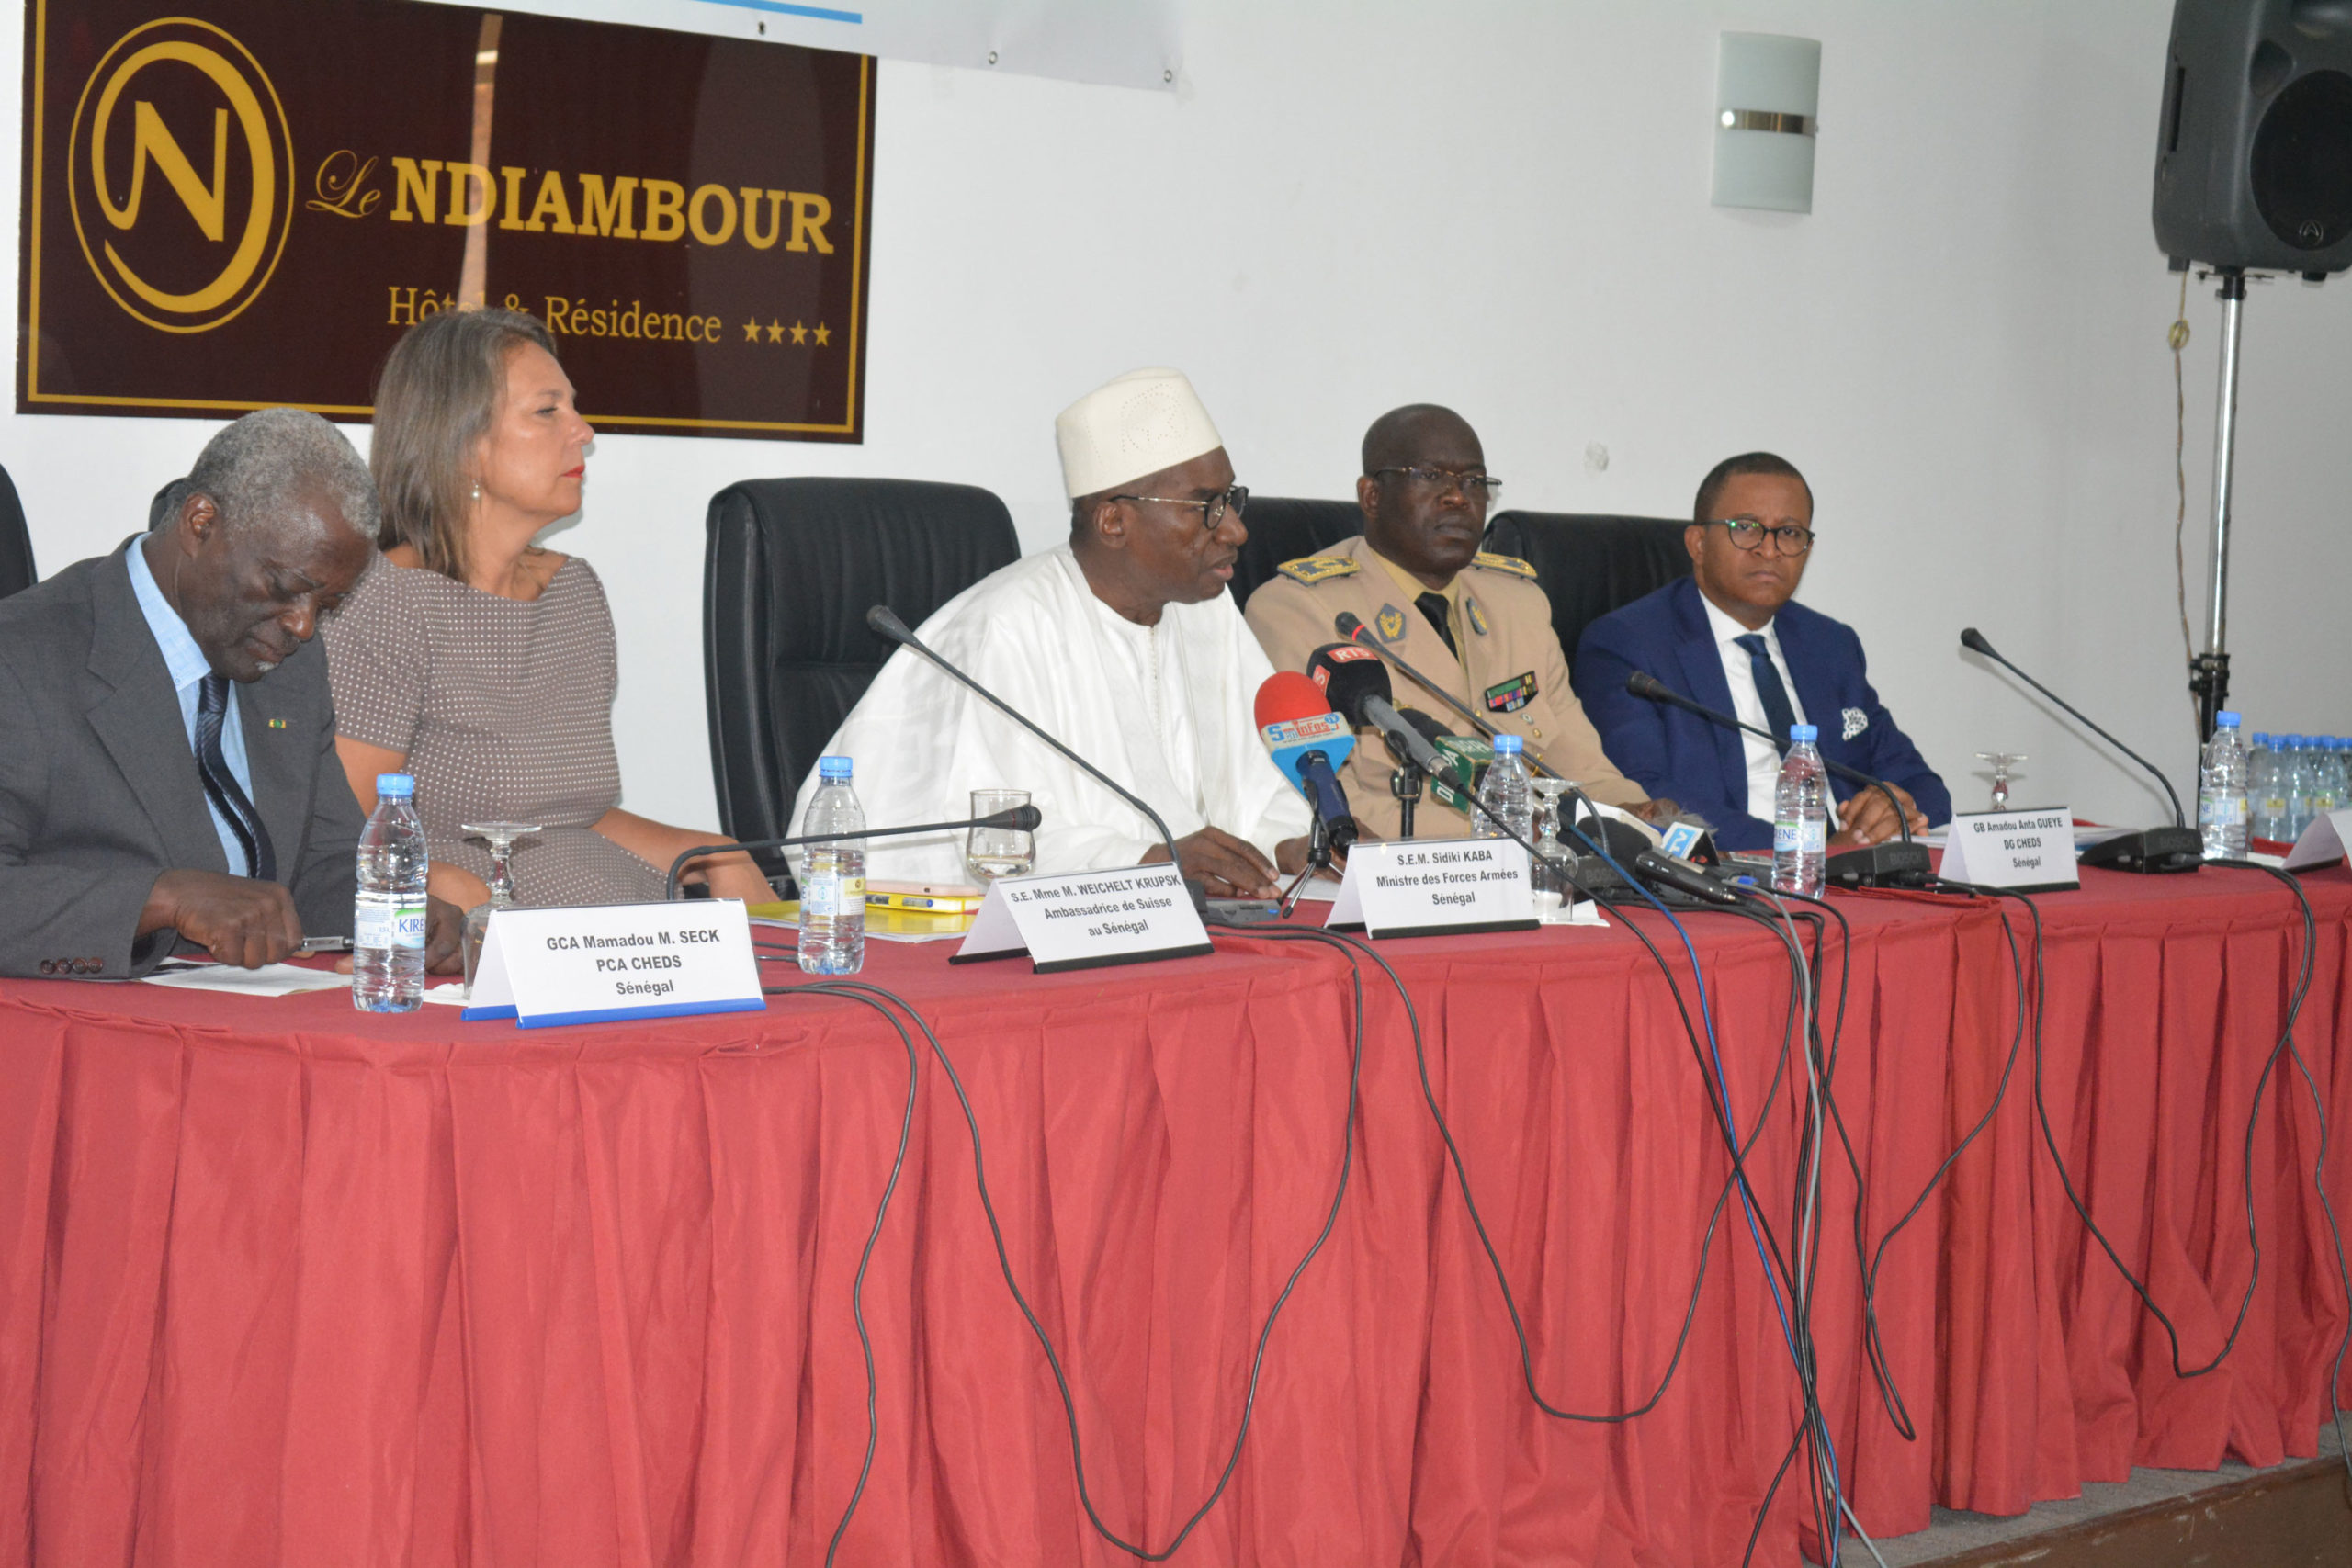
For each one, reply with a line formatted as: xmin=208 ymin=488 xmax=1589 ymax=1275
xmin=1255 ymin=670 xmax=1336 ymax=729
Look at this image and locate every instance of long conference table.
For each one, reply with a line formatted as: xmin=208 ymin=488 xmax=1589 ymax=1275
xmin=2 ymin=863 xmax=2347 ymax=1567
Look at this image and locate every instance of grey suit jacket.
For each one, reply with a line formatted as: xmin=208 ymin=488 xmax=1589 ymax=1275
xmin=0 ymin=542 xmax=363 ymax=978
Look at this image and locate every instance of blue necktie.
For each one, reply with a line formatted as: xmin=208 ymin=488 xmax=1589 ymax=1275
xmin=195 ymin=672 xmax=275 ymax=881
xmin=1733 ymin=633 xmax=1797 ymax=758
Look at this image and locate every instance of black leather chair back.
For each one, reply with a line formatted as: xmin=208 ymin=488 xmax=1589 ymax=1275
xmin=1230 ymin=497 xmax=1362 ymax=608
xmin=0 ymin=466 xmax=34 ymax=600
xmin=1481 ymin=510 xmax=1693 ymax=664
xmin=703 ymin=478 xmax=1020 ymax=855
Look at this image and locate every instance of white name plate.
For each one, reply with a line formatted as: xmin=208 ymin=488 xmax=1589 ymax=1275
xmin=1939 ymin=807 xmax=2079 ymax=891
xmin=463 ymin=901 xmax=766 ymax=1027
xmin=952 ymin=864 xmax=1214 ymax=973
xmin=1326 ymin=839 xmax=1538 ymax=938
xmin=2285 ymin=807 xmax=2352 ymax=871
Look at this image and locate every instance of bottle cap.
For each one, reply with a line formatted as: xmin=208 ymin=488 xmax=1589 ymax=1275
xmin=376 ymin=773 xmax=414 ymax=798
xmin=819 ymin=755 xmax=854 ymax=781
xmin=2217 ymin=711 xmax=2240 ymax=727
xmin=1491 ymin=733 xmax=1523 ymax=755
xmin=1791 ymin=724 xmax=1818 ymax=743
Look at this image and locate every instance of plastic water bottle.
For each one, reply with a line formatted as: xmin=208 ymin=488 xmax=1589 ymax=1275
xmin=797 ymin=755 xmax=866 ymax=975
xmin=2250 ymin=735 xmax=2288 ymax=842
xmin=1773 ymin=724 xmax=1829 ymax=897
xmin=1474 ymin=732 xmax=1533 ymax=842
xmin=2313 ymin=739 xmax=2346 ymax=829
xmin=2284 ymin=736 xmax=2314 ymax=840
xmin=354 ymin=773 xmax=428 ymax=1012
xmin=2197 ymin=712 xmax=2249 ymax=861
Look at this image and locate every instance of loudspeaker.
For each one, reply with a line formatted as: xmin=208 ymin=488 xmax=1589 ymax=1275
xmin=2153 ymin=0 xmax=2352 ymax=276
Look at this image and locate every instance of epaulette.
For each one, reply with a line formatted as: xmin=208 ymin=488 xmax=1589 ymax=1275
xmin=1470 ymin=551 xmax=1537 ymax=580
xmin=1275 ymin=555 xmax=1362 ymax=585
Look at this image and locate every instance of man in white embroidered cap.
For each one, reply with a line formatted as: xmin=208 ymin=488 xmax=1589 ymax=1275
xmin=786 ymin=367 xmax=1314 ymax=897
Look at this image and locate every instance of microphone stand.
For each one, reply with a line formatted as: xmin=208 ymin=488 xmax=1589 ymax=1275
xmin=663 ymin=807 xmax=1042 ymax=901
xmin=1959 ymin=628 xmax=2201 ymax=874
xmin=1624 ymin=673 xmax=1931 ymax=888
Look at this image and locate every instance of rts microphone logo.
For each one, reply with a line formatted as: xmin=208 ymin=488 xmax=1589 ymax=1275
xmin=68 ymin=18 xmax=295 ymax=333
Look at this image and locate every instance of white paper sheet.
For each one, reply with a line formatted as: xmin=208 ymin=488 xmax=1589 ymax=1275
xmin=141 ymin=964 xmax=354 ymax=998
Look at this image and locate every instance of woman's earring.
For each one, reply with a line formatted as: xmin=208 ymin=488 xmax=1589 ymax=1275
xmin=470 ymin=480 xmax=481 ymax=503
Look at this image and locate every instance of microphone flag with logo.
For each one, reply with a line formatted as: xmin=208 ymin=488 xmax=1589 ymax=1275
xmin=1255 ymin=671 xmax=1358 ymax=849
xmin=1303 ymin=641 xmax=1392 ymax=727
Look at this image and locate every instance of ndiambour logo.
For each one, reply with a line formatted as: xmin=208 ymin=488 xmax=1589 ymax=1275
xmin=67 ymin=17 xmax=294 ymax=333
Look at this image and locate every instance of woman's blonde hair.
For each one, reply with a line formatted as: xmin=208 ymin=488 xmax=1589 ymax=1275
xmin=370 ymin=307 xmax=558 ymax=581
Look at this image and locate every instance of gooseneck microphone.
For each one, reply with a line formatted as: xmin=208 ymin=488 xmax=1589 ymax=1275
xmin=663 ymin=805 xmax=1043 ymax=901
xmin=1623 ymin=671 xmax=1930 ymax=887
xmin=1958 ymin=627 xmax=2201 ymax=874
xmin=1332 ymin=611 xmax=1565 ymax=779
xmin=864 ymin=604 xmax=1208 ymax=901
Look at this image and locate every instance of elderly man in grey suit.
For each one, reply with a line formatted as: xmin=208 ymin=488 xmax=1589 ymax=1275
xmin=0 ymin=408 xmax=458 ymax=977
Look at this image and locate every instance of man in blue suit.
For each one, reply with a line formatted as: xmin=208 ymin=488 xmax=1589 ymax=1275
xmin=1573 ymin=453 xmax=1948 ymax=852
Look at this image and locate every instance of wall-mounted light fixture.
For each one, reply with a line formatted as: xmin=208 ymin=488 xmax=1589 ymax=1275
xmin=1713 ymin=32 xmax=1821 ymax=213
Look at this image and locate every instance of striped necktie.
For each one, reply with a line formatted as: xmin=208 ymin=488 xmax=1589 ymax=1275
xmin=194 ymin=672 xmax=276 ymax=881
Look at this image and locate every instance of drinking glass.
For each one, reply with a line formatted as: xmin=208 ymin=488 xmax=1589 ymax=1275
xmin=1975 ymin=753 xmax=2027 ymax=811
xmin=460 ymin=821 xmax=541 ymax=997
xmin=966 ymin=789 xmax=1035 ymax=882
xmin=1529 ymin=778 xmax=1577 ymax=923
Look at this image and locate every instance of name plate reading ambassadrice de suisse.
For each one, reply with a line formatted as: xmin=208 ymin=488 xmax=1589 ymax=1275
xmin=953 ymin=865 xmax=1215 ymax=973
xmin=1938 ymin=807 xmax=2079 ymax=892
xmin=463 ymin=901 xmax=765 ymax=1026
xmin=1326 ymin=840 xmax=1538 ymax=938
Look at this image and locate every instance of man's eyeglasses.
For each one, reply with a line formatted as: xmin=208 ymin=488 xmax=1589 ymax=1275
xmin=1703 ymin=517 xmax=1815 ymax=557
xmin=1111 ymin=484 xmax=1250 ymax=532
xmin=1370 ymin=466 xmax=1503 ymax=501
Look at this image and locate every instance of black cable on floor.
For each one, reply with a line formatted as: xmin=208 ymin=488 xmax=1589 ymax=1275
xmin=790 ymin=939 xmax=1363 ymax=1562
xmin=2204 ymin=861 xmax=2352 ymax=1483
xmin=1969 ymin=869 xmax=2317 ymax=1383
xmin=1317 ymin=918 xmax=1786 ymax=1425
xmin=756 ymin=975 xmax=919 ymax=1568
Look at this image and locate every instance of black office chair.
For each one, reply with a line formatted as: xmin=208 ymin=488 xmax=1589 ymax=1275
xmin=702 ymin=478 xmax=1021 ymax=878
xmin=0 ymin=466 xmax=34 ymax=600
xmin=1229 ymin=497 xmax=1363 ymax=609
xmin=1481 ymin=510 xmax=1692 ymax=666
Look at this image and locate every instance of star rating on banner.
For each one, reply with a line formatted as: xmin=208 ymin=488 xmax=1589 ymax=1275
xmin=739 ymin=317 xmax=832 ymax=349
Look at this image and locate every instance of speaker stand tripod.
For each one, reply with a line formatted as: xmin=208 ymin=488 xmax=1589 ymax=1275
xmin=2189 ymin=266 xmax=2247 ymax=741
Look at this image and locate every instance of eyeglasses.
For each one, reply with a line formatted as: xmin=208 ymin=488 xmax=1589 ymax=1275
xmin=1370 ymin=466 xmax=1504 ymax=501
xmin=1109 ymin=484 xmax=1250 ymax=532
xmin=1703 ymin=517 xmax=1815 ymax=557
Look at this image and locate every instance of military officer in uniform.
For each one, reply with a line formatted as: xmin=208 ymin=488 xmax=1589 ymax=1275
xmin=1244 ymin=403 xmax=1660 ymax=839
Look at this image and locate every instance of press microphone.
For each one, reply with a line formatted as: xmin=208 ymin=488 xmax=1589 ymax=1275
xmin=1304 ymin=642 xmax=1446 ymax=775
xmin=1623 ymin=671 xmax=1930 ymax=888
xmin=1958 ymin=627 xmax=2201 ymax=874
xmin=863 ymin=604 xmax=1204 ymax=901
xmin=662 ymin=805 xmax=1044 ymax=900
xmin=1253 ymin=672 xmax=1360 ymax=853
xmin=1331 ymin=610 xmax=1564 ymax=778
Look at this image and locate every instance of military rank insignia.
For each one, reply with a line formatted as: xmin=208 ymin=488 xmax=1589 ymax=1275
xmin=1484 ymin=671 xmax=1537 ymax=713
xmin=1275 ymin=555 xmax=1362 ymax=585
xmin=1374 ymin=604 xmax=1408 ymax=642
xmin=1465 ymin=597 xmax=1490 ymax=637
xmin=1470 ymin=551 xmax=1537 ymax=580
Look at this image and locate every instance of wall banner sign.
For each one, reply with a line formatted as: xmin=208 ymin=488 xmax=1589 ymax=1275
xmin=19 ymin=0 xmax=874 ymax=439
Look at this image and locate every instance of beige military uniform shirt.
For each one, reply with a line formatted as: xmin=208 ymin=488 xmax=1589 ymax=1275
xmin=1242 ymin=532 xmax=1645 ymax=839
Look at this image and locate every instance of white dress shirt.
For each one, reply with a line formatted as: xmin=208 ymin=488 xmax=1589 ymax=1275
xmin=1699 ymin=592 xmax=1821 ymax=826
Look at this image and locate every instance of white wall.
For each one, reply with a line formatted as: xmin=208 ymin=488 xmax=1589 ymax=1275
xmin=6 ymin=1 xmax=2346 ymax=833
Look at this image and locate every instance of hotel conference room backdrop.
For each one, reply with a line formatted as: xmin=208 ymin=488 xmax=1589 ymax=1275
xmin=5 ymin=0 xmax=2347 ymax=835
